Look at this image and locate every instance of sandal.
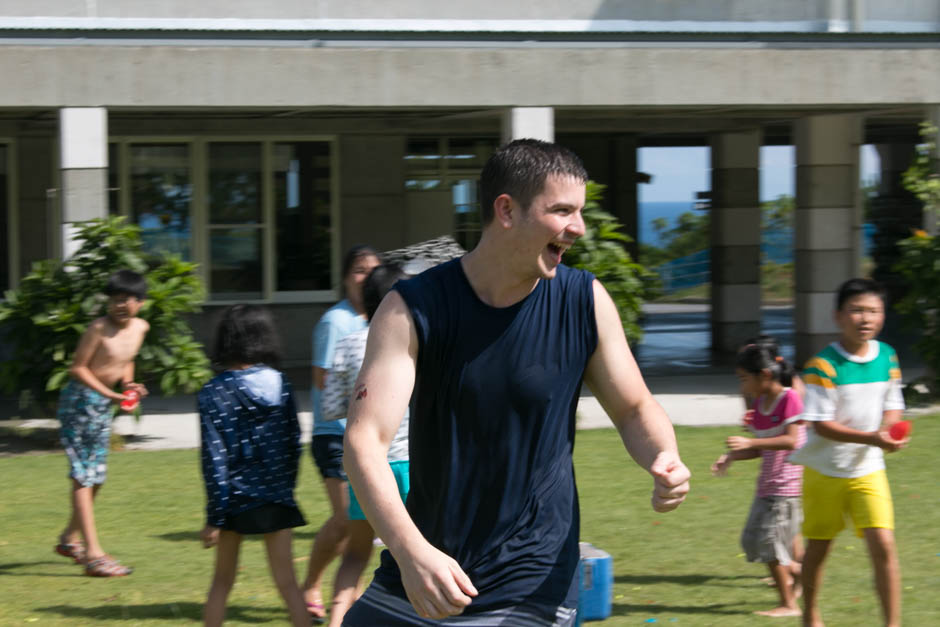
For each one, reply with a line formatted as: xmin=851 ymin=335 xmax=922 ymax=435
xmin=54 ymin=539 xmax=86 ymax=564
xmin=306 ymin=600 xmax=326 ymax=623
xmin=84 ymin=555 xmax=133 ymax=577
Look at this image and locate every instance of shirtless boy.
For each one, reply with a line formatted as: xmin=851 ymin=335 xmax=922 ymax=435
xmin=53 ymin=269 xmax=150 ymax=577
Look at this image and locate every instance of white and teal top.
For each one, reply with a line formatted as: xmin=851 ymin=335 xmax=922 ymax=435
xmin=789 ymin=340 xmax=904 ymax=478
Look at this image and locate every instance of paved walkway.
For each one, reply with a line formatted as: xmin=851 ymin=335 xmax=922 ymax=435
xmin=6 ymin=304 xmax=930 ymax=450
xmin=10 ymin=371 xmax=936 ymax=451
xmin=9 ymin=374 xmax=752 ymax=451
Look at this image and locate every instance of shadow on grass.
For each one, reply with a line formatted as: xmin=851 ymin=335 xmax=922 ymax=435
xmin=611 ymin=601 xmax=746 ymax=617
xmin=37 ymin=602 xmax=284 ymax=623
xmin=615 ymin=573 xmax=754 ymax=587
xmin=155 ymin=531 xmax=200 ymax=542
xmin=156 ymin=529 xmax=319 ymax=543
xmin=0 ymin=560 xmax=83 ymax=577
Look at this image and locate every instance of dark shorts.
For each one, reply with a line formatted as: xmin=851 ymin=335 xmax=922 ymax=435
xmin=312 ymin=434 xmax=346 ymax=480
xmin=344 ymin=581 xmax=577 ymax=626
xmin=222 ymin=503 xmax=307 ymax=535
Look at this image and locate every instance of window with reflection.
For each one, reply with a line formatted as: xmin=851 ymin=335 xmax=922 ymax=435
xmin=404 ymin=137 xmax=496 ymax=248
xmin=452 ymin=179 xmax=481 ymax=250
xmin=108 ymin=143 xmax=119 ymax=216
xmin=208 ymin=142 xmax=263 ymax=300
xmin=0 ymin=145 xmax=8 ymax=292
xmin=274 ymin=141 xmax=332 ymax=292
xmin=129 ymin=144 xmax=192 ymax=259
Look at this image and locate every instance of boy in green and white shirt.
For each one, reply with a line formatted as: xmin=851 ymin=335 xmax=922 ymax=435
xmin=789 ymin=278 xmax=907 ymax=627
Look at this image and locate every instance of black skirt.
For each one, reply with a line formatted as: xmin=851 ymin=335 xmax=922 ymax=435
xmin=223 ymin=503 xmax=306 ymax=535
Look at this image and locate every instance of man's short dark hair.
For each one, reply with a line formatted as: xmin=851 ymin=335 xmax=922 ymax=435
xmin=104 ymin=270 xmax=147 ymax=300
xmin=478 ymin=139 xmax=588 ymax=226
xmin=836 ymin=277 xmax=886 ymax=310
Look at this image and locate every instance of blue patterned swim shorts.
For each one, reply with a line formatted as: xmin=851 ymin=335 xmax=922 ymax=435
xmin=57 ymin=380 xmax=115 ymax=487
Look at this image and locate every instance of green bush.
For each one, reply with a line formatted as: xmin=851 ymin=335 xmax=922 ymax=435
xmin=895 ymin=122 xmax=940 ymax=389
xmin=894 ymin=231 xmax=940 ymax=387
xmin=0 ymin=217 xmax=212 ymax=415
xmin=566 ymin=182 xmax=659 ymax=343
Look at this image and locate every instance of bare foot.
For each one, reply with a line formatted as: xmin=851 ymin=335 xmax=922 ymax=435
xmin=802 ymin=616 xmax=825 ymax=627
xmin=755 ymin=606 xmax=802 ymax=617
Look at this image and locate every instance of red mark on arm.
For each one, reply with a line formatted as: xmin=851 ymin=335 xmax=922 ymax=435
xmin=355 ymin=384 xmax=368 ymax=401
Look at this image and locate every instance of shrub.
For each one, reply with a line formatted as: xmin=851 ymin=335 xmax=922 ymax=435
xmin=566 ymin=181 xmax=659 ymax=343
xmin=895 ymin=122 xmax=940 ymax=389
xmin=0 ymin=217 xmax=212 ymax=415
xmin=894 ymin=231 xmax=940 ymax=387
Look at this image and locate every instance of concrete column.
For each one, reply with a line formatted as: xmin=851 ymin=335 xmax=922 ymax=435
xmin=874 ymin=143 xmax=914 ymax=197
xmin=501 ymin=107 xmax=554 ymax=144
xmin=794 ymin=114 xmax=863 ymax=363
xmin=709 ymin=129 xmax=762 ymax=353
xmin=610 ymin=135 xmax=640 ymax=260
xmin=59 ymin=107 xmax=108 ymax=259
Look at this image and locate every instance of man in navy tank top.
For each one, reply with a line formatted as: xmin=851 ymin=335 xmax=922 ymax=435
xmin=342 ymin=139 xmax=691 ymax=626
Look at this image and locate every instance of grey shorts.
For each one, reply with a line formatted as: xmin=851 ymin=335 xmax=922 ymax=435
xmin=741 ymin=495 xmax=802 ymax=565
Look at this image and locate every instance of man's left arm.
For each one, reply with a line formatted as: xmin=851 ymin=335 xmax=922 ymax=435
xmin=583 ymin=280 xmax=690 ymax=512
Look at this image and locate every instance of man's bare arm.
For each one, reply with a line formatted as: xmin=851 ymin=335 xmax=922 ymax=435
xmin=343 ymin=291 xmax=477 ymax=619
xmin=583 ymin=280 xmax=690 ymax=512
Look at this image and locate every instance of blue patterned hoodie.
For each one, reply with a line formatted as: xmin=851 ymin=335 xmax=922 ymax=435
xmin=198 ymin=366 xmax=301 ymax=527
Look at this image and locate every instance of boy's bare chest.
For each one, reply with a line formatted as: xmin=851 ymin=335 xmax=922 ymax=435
xmin=93 ymin=325 xmax=145 ymax=365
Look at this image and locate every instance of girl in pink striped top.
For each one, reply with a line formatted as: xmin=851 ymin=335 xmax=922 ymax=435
xmin=712 ymin=341 xmax=806 ymax=618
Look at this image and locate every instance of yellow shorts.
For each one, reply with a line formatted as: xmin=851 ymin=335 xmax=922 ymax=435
xmin=802 ymin=467 xmax=894 ymax=539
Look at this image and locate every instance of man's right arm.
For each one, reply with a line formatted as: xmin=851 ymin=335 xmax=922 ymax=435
xmin=343 ymin=291 xmax=477 ymax=619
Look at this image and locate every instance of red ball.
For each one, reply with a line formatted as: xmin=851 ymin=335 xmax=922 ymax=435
xmin=120 ymin=389 xmax=140 ymax=412
xmin=888 ymin=420 xmax=911 ymax=441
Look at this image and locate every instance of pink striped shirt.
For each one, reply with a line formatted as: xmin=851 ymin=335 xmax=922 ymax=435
xmin=750 ymin=388 xmax=805 ymax=497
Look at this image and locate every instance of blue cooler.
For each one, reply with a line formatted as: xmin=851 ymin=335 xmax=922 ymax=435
xmin=575 ymin=542 xmax=613 ymax=624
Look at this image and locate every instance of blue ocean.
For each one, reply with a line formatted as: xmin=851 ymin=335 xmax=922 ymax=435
xmin=639 ymin=200 xmax=873 ymax=259
xmin=638 ymin=201 xmax=698 ymax=247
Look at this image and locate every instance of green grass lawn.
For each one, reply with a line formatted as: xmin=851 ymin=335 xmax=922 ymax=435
xmin=2 ymin=416 xmax=938 ymax=625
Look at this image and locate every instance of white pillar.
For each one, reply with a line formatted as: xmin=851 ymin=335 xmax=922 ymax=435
xmin=710 ymin=129 xmax=762 ymax=352
xmin=59 ymin=107 xmax=108 ymax=259
xmin=501 ymin=107 xmax=554 ymax=144
xmin=794 ymin=114 xmax=862 ymax=363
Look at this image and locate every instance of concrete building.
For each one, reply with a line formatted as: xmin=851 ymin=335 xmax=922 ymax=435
xmin=0 ymin=0 xmax=938 ymax=369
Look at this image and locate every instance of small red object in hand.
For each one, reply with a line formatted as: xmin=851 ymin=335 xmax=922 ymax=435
xmin=888 ymin=420 xmax=911 ymax=441
xmin=120 ymin=389 xmax=140 ymax=412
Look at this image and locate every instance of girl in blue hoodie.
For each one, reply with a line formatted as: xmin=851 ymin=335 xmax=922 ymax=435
xmin=198 ymin=305 xmax=308 ymax=627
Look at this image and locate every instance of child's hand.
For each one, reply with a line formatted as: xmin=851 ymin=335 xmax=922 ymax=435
xmin=725 ymin=436 xmax=752 ymax=451
xmin=123 ymin=382 xmax=149 ymax=397
xmin=874 ymin=429 xmax=906 ymax=452
xmin=201 ymin=525 xmax=220 ymax=548
xmin=711 ymin=454 xmax=731 ymax=476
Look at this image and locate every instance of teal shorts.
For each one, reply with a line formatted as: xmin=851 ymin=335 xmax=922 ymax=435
xmin=348 ymin=459 xmax=409 ymax=521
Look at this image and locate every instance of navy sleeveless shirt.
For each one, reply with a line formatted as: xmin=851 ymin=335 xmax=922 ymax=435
xmin=373 ymin=259 xmax=598 ymax=617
